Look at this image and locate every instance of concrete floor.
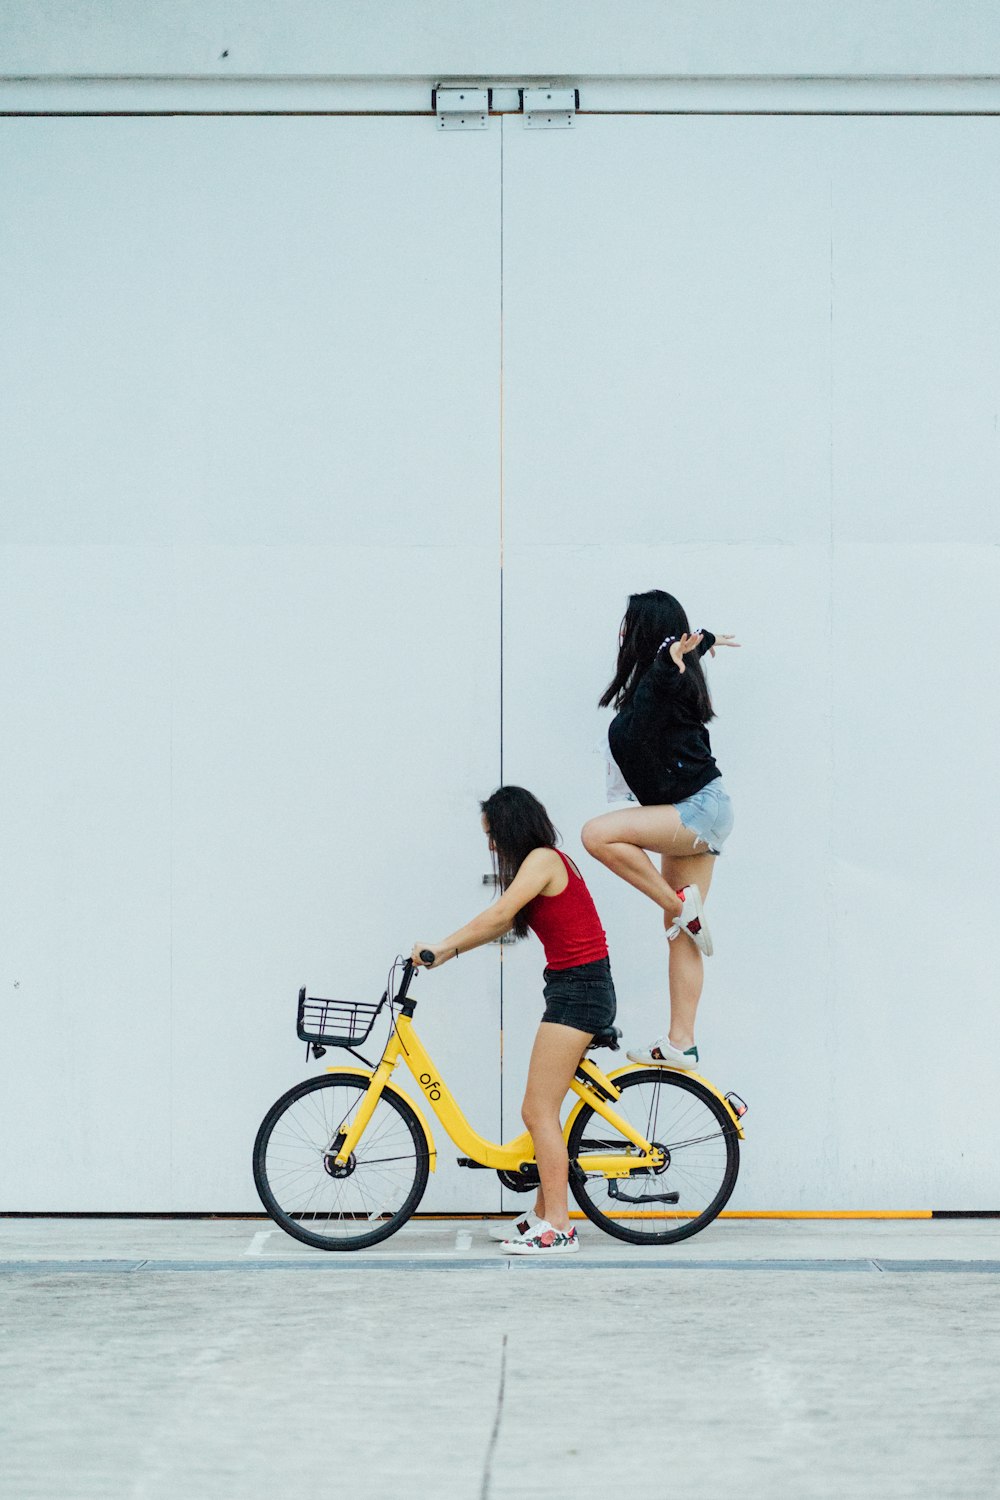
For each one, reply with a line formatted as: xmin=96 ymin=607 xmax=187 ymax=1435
xmin=3 ymin=1219 xmax=1000 ymax=1499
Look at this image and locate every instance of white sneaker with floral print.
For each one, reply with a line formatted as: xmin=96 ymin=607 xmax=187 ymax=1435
xmin=501 ymin=1221 xmax=580 ymax=1256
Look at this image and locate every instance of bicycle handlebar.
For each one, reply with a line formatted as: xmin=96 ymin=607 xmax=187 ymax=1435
xmin=394 ymin=956 xmax=420 ymax=1004
xmin=392 ymin=953 xmax=434 ymax=1008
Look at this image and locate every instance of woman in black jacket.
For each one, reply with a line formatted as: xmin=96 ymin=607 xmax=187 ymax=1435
xmin=582 ymin=589 xmax=739 ymax=1072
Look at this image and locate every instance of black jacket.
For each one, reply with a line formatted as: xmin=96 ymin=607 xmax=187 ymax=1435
xmin=607 ymin=631 xmax=720 ymax=806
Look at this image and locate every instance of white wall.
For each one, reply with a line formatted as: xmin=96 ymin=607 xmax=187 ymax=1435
xmin=4 ymin=1 xmax=1000 ymax=78
xmin=3 ymin=6 xmax=999 ymax=1211
xmin=0 ymin=116 xmax=504 ymax=1210
xmin=499 ymin=112 xmax=1000 ymax=1209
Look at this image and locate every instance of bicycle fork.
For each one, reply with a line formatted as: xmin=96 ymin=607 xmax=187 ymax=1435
xmin=329 ymin=1049 xmax=401 ymax=1166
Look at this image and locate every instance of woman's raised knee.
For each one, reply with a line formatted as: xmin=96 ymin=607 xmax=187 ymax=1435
xmin=581 ymin=818 xmax=609 ymax=858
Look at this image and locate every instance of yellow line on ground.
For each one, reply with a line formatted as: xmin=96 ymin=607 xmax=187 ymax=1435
xmin=719 ymin=1210 xmax=933 ymax=1220
xmin=562 ymin=1209 xmax=934 ymax=1221
xmin=411 ymin=1210 xmax=936 ymax=1222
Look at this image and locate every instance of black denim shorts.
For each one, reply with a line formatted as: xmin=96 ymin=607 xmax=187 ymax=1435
xmin=541 ymin=955 xmax=617 ymax=1037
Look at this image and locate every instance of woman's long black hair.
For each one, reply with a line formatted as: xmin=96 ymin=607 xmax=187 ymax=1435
xmin=599 ymin=588 xmax=715 ymax=723
xmin=480 ymin=786 xmax=559 ymax=939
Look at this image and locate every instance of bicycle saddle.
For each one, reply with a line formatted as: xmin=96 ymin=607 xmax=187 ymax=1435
xmin=588 ymin=1027 xmax=621 ymax=1052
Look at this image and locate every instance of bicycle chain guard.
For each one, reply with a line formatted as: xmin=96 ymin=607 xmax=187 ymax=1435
xmin=497 ymin=1167 xmax=539 ymax=1193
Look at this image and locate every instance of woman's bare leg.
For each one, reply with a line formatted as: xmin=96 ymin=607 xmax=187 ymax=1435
xmin=661 ymin=850 xmax=716 ymax=1049
xmin=521 ymin=1022 xmax=593 ymax=1233
xmin=581 ymin=806 xmax=703 ymax=920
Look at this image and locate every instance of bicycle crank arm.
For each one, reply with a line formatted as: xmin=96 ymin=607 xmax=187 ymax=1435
xmin=608 ymin=1181 xmax=681 ymax=1205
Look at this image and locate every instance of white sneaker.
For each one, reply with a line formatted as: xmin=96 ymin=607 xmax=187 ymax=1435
xmin=627 ymin=1037 xmax=700 ymax=1071
xmin=666 ymin=884 xmax=713 ymax=956
xmin=501 ymin=1221 xmax=580 ymax=1256
xmin=488 ymin=1209 xmax=540 ymax=1242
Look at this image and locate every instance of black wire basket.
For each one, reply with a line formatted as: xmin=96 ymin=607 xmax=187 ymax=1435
xmin=296 ymin=987 xmax=384 ymax=1050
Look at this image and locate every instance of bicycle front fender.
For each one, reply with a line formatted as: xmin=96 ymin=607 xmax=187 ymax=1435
xmin=324 ymin=1065 xmax=437 ymax=1171
xmin=563 ymin=1064 xmax=746 ymax=1142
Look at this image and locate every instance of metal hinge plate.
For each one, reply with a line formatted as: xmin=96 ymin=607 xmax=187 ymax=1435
xmin=435 ymin=87 xmax=490 ymax=129
xmin=523 ymin=87 xmax=578 ymax=128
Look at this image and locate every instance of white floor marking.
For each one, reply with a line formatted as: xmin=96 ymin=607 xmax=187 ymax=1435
xmin=243 ymin=1230 xmax=276 ymax=1257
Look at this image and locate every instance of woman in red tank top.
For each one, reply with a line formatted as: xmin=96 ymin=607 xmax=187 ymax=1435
xmin=411 ymin=786 xmax=617 ymax=1257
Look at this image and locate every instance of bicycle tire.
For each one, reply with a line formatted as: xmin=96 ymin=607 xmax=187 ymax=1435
xmin=567 ymin=1068 xmax=740 ymax=1246
xmin=253 ymin=1072 xmax=430 ymax=1251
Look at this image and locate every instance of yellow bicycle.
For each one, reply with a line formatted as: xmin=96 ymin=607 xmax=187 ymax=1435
xmin=253 ymin=957 xmax=747 ymax=1251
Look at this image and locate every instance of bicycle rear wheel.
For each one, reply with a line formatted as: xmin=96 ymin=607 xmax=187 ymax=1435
xmin=253 ymin=1073 xmax=429 ymax=1251
xmin=567 ymin=1068 xmax=740 ymax=1245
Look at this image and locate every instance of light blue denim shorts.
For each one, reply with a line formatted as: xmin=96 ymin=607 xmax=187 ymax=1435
xmin=675 ymin=777 xmax=734 ymax=856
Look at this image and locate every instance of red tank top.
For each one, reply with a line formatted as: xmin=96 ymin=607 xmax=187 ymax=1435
xmin=523 ymin=851 xmax=609 ymax=971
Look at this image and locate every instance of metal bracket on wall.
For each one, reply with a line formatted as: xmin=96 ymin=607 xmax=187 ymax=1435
xmin=482 ymin=872 xmax=525 ymax=944
xmin=434 ymin=87 xmax=490 ymax=129
xmin=522 ymin=87 xmax=578 ymax=128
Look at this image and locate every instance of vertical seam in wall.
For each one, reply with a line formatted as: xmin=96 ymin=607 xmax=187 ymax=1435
xmin=499 ymin=115 xmax=505 ymax=781
xmin=498 ymin=116 xmax=506 ymax=1161
xmin=168 ymin=545 xmax=176 ymax=1194
xmin=827 ymin=170 xmax=837 ymax=1158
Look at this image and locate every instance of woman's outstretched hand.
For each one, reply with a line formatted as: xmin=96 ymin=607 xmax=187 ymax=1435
xmin=707 ymin=633 xmax=741 ymax=657
xmin=669 ymin=631 xmax=741 ymax=672
xmin=668 ymin=632 xmax=704 ymax=673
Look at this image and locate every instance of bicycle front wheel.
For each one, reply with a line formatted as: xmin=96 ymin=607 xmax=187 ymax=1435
xmin=253 ymin=1073 xmax=429 ymax=1251
xmin=567 ymin=1068 xmax=740 ymax=1246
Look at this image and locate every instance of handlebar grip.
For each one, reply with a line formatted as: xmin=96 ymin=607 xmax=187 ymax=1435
xmin=419 ymin=949 xmax=436 ymax=966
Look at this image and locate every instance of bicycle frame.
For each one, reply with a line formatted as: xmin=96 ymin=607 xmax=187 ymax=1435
xmin=564 ymin=1063 xmax=746 ymax=1143
xmin=330 ymin=1007 xmax=666 ymax=1178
